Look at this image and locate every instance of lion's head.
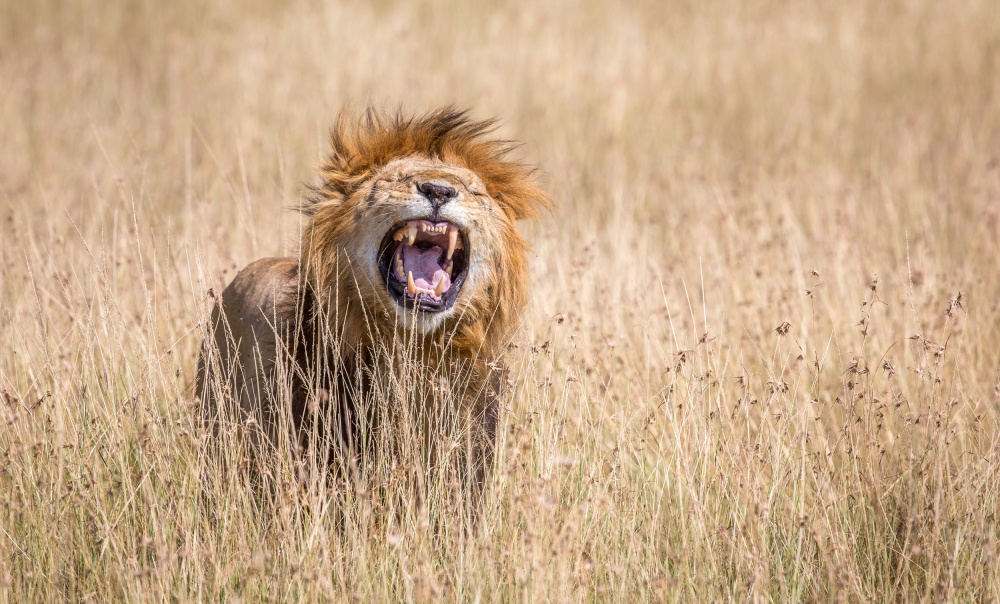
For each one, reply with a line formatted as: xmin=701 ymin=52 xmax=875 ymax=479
xmin=302 ymin=108 xmax=551 ymax=357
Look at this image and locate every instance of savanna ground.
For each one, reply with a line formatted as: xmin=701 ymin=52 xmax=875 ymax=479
xmin=2 ymin=0 xmax=1000 ymax=601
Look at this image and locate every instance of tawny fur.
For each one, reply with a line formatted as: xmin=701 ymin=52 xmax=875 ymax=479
xmin=197 ymin=107 xmax=551 ymax=493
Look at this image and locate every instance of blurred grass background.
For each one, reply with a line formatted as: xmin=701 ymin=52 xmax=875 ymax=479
xmin=1 ymin=0 xmax=999 ymax=601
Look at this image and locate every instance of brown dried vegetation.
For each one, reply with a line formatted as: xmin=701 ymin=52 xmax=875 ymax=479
xmin=1 ymin=0 xmax=999 ymax=601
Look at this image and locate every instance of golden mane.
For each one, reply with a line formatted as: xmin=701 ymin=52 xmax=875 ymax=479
xmin=307 ymin=107 xmax=552 ymax=221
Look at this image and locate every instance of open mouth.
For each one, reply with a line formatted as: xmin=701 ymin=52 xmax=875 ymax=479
xmin=377 ymin=219 xmax=469 ymax=312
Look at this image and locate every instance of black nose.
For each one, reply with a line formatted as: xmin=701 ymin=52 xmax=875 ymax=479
xmin=417 ymin=181 xmax=458 ymax=207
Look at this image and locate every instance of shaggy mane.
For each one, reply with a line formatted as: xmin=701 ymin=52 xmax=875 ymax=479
xmin=307 ymin=107 xmax=552 ymax=221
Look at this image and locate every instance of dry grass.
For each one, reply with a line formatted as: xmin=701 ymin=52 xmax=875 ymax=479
xmin=2 ymin=0 xmax=1000 ymax=601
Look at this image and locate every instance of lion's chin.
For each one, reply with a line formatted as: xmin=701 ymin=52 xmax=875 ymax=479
xmin=377 ymin=219 xmax=470 ymax=313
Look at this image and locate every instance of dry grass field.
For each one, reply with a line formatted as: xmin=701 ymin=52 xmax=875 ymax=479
xmin=2 ymin=0 xmax=1000 ymax=601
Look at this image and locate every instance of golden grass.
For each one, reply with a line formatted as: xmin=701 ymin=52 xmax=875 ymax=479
xmin=2 ymin=0 xmax=1000 ymax=600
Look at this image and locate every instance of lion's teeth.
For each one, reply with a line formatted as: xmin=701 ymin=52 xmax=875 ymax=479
xmin=447 ymin=227 xmax=458 ymax=260
xmin=393 ymin=231 xmax=404 ymax=241
xmin=395 ymin=254 xmax=404 ymax=280
xmin=434 ymin=277 xmax=447 ymax=297
xmin=407 ymin=223 xmax=417 ymax=246
xmin=407 ymin=271 xmax=417 ymax=296
xmin=445 ymin=262 xmax=453 ymax=277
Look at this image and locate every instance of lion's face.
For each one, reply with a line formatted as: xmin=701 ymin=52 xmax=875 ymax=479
xmin=372 ymin=159 xmax=489 ymax=311
xmin=349 ymin=157 xmax=516 ymax=333
xmin=303 ymin=109 xmax=550 ymax=350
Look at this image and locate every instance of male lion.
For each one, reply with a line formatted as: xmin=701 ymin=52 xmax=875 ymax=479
xmin=197 ymin=108 xmax=551 ymax=498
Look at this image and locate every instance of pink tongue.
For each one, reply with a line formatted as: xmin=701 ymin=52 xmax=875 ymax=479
xmin=401 ymin=244 xmax=451 ymax=296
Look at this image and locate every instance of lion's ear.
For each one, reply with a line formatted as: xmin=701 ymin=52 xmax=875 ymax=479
xmin=498 ymin=188 xmax=553 ymax=222
xmin=483 ymin=167 xmax=554 ymax=222
xmin=303 ymin=174 xmax=353 ymax=214
xmin=303 ymin=110 xmax=380 ymax=212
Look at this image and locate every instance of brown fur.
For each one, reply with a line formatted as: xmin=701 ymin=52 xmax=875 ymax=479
xmin=198 ymin=107 xmax=551 ymax=493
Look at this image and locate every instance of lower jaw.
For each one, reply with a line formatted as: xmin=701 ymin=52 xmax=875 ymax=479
xmin=388 ymin=299 xmax=453 ymax=334
xmin=386 ymin=288 xmax=456 ymax=313
xmin=382 ymin=270 xmax=467 ymax=313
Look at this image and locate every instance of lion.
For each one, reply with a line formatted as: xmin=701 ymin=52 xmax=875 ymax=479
xmin=197 ymin=107 xmax=551 ymax=499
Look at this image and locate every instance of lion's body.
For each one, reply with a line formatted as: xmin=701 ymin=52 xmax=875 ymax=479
xmin=197 ymin=108 xmax=549 ymax=494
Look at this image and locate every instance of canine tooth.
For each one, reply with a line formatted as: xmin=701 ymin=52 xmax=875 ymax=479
xmin=407 ymin=271 xmax=417 ymax=296
xmin=407 ymin=223 xmax=417 ymax=246
xmin=445 ymin=262 xmax=453 ymax=277
xmin=447 ymin=227 xmax=458 ymax=259
xmin=434 ymin=277 xmax=447 ymax=297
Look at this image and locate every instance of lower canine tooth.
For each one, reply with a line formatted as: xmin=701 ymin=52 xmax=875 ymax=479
xmin=407 ymin=271 xmax=417 ymax=296
xmin=434 ymin=278 xmax=446 ymax=297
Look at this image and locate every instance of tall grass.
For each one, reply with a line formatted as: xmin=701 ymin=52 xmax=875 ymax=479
xmin=1 ymin=0 xmax=999 ymax=600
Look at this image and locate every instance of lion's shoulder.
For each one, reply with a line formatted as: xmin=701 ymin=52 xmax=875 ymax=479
xmin=212 ymin=257 xmax=304 ymax=354
xmin=222 ymin=257 xmax=301 ymax=315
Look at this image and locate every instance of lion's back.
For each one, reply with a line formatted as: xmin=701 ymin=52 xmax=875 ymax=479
xmin=196 ymin=257 xmax=303 ymax=446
